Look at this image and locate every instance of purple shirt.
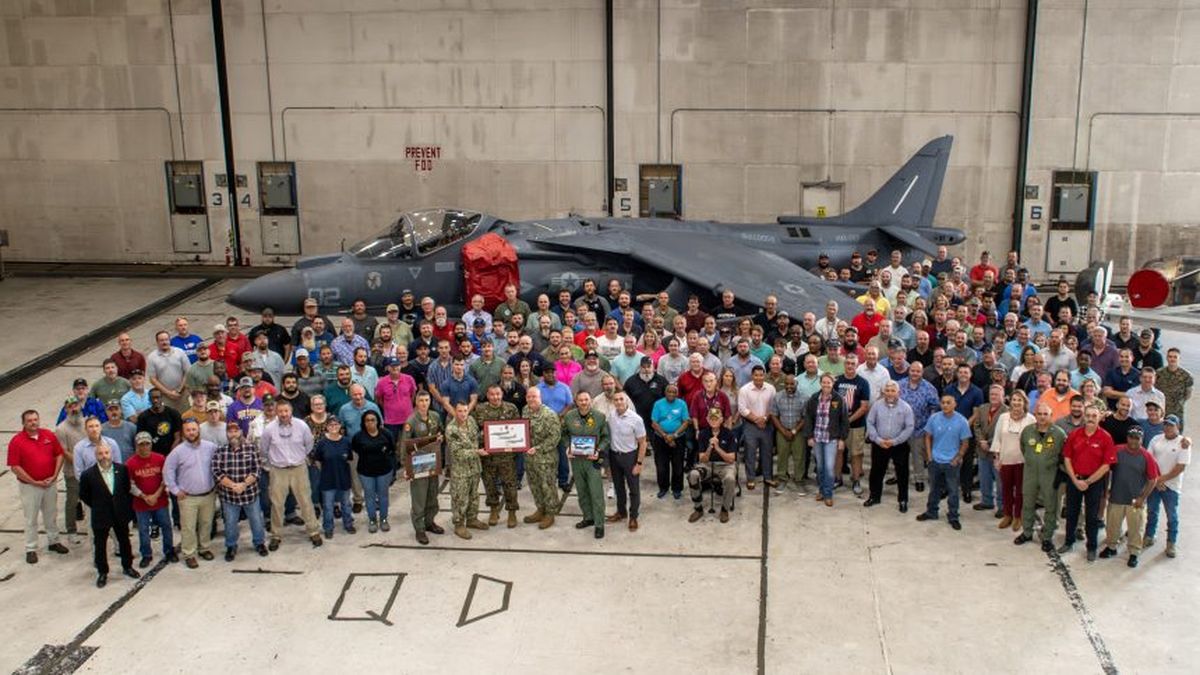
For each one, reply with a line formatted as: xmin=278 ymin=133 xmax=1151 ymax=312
xmin=227 ymin=398 xmax=263 ymax=436
xmin=163 ymin=439 xmax=217 ymax=495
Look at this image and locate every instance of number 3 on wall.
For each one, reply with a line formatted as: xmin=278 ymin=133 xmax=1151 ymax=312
xmin=211 ymin=192 xmax=254 ymax=208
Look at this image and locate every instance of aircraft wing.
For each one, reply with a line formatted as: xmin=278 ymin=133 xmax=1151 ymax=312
xmin=529 ymin=230 xmax=854 ymax=316
xmin=878 ymin=225 xmax=939 ymax=257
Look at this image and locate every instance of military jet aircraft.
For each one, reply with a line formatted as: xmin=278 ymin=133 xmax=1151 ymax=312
xmin=228 ymin=136 xmax=965 ymax=320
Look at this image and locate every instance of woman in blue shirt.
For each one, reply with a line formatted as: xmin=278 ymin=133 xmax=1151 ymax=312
xmin=310 ymin=417 xmax=355 ymax=537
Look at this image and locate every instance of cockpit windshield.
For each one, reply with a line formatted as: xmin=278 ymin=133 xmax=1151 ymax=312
xmin=348 ymin=209 xmax=482 ymax=260
xmin=347 ymin=219 xmax=414 ymax=260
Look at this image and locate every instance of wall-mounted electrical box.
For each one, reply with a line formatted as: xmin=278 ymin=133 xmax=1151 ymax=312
xmin=639 ymin=164 xmax=682 ymax=218
xmin=1046 ymin=170 xmax=1097 ymax=274
xmin=164 ymin=161 xmax=211 ymax=253
xmin=257 ymin=161 xmax=301 ymax=256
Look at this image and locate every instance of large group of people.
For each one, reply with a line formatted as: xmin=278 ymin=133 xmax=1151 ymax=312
xmin=6 ymin=245 xmax=1194 ymax=587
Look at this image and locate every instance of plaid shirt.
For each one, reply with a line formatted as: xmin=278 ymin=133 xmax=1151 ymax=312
xmin=211 ymin=439 xmax=261 ymax=505
xmin=770 ymin=390 xmax=807 ymax=431
xmin=813 ymin=394 xmax=833 ymax=443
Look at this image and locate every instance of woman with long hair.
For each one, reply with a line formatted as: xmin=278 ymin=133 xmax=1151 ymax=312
xmin=991 ymin=390 xmax=1034 ymax=531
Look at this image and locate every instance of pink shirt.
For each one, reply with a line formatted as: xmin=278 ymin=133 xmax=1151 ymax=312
xmin=555 ymin=360 xmax=582 ymax=385
xmin=374 ymin=373 xmax=417 ymax=426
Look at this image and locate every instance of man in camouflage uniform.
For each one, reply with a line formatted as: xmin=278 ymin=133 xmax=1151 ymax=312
xmin=399 ymin=391 xmax=445 ymax=545
xmin=561 ymin=391 xmax=611 ymax=539
xmin=1157 ymin=348 xmax=1193 ymax=429
xmin=522 ymin=387 xmax=562 ymax=529
xmin=473 ymin=384 xmax=521 ymax=528
xmin=445 ymin=402 xmax=488 ymax=539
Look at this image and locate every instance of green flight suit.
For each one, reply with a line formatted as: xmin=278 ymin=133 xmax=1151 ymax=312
xmin=1020 ymin=423 xmax=1068 ymax=541
xmin=445 ymin=416 xmax=482 ymax=525
xmin=400 ymin=410 xmax=443 ymax=533
xmin=474 ymin=402 xmax=521 ymax=512
xmin=524 ymin=404 xmax=563 ymax=516
xmin=561 ymin=408 xmax=610 ymax=526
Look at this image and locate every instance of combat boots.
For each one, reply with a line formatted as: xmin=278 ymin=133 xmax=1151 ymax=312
xmin=523 ymin=508 xmax=544 ymax=524
xmin=467 ymin=518 xmax=489 ymax=530
xmin=538 ymin=514 xmax=555 ymax=530
xmin=455 ymin=524 xmax=472 ymax=540
xmin=487 ymin=506 xmax=501 ymax=526
xmin=507 ymin=511 xmax=518 ymax=528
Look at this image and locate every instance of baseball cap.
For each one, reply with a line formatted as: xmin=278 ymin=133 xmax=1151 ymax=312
xmin=64 ymin=395 xmax=80 ymax=405
xmin=473 ymin=318 xmax=486 ymax=327
xmin=105 ymin=399 xmax=121 ymax=409
xmin=851 ymin=251 xmax=862 ymax=258
xmin=401 ymin=289 xmax=414 ymax=296
xmin=818 ymin=252 xmax=830 ymax=259
xmin=826 ymin=338 xmax=841 ymax=348
xmin=205 ymin=401 xmax=221 ymax=411
xmin=135 ymin=431 xmax=152 ymax=445
xmin=294 ymin=347 xmax=309 ymax=359
xmin=1145 ymin=400 xmax=1161 ymax=410
xmin=887 ymin=338 xmax=904 ymax=350
xmin=129 ymin=369 xmax=144 ymax=377
xmin=640 ymin=356 xmax=653 ymax=366
xmin=382 ymin=357 xmax=399 ymax=368
xmin=386 ymin=303 xmax=399 ymax=312
xmin=1165 ymin=414 xmax=1181 ymax=427
xmin=585 ymin=350 xmax=599 ymax=359
xmin=1126 ymin=426 xmax=1144 ymax=438
xmin=237 ymin=377 xmax=254 ymax=389
xmin=261 ymin=393 xmax=275 ymax=404
xmin=72 ymin=377 xmax=88 ymax=388
xmin=1139 ymin=328 xmax=1154 ymax=339
xmin=991 ymin=364 xmax=1007 ymax=373
xmin=777 ymin=311 xmax=789 ymax=319
xmin=213 ymin=324 xmax=227 ymax=334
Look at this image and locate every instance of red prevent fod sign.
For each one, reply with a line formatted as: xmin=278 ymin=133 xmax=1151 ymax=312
xmin=405 ymin=145 xmax=441 ymax=172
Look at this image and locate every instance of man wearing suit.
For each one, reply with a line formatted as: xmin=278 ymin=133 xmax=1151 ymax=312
xmin=79 ymin=442 xmax=141 ymax=588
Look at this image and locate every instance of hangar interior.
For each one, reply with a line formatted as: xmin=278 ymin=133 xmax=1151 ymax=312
xmin=1 ymin=0 xmax=1197 ymax=277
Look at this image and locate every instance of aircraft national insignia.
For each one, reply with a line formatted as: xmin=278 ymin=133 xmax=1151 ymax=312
xmin=366 ymin=271 xmax=382 ymax=290
xmin=408 ymin=267 xmax=421 ymax=279
xmin=551 ymin=272 xmax=581 ymax=292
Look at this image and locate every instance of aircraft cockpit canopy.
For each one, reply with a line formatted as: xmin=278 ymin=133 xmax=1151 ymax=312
xmin=348 ymin=208 xmax=483 ymax=260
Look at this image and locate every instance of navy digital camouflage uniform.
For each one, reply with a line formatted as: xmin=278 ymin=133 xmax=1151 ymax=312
xmin=524 ymin=403 xmax=562 ymax=516
xmin=445 ymin=416 xmax=482 ymax=525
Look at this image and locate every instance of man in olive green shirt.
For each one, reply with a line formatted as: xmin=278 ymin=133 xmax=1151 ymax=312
xmin=561 ymin=391 xmax=610 ymax=539
xmin=469 ymin=342 xmax=506 ymax=391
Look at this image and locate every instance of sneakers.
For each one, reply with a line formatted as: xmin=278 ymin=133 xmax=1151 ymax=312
xmin=851 ymin=480 xmax=863 ymax=496
xmin=368 ymin=520 xmax=378 ymax=534
xmin=380 ymin=519 xmax=391 ymax=532
xmin=1166 ymin=542 xmax=1177 ymax=558
xmin=1143 ymin=535 xmax=1156 ymax=548
xmin=606 ymin=486 xmax=615 ymax=499
xmin=1086 ymin=549 xmax=1098 ymax=562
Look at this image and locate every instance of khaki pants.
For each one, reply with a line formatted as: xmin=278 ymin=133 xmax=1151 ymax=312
xmin=775 ymin=431 xmax=807 ymax=484
xmin=19 ymin=482 xmax=60 ymax=552
xmin=350 ymin=454 xmax=364 ymax=505
xmin=269 ymin=464 xmax=320 ymax=539
xmin=179 ymin=491 xmax=215 ymax=558
xmin=1105 ymin=502 xmax=1146 ymax=555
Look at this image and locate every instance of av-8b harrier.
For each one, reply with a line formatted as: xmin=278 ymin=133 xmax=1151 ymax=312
xmin=229 ymin=136 xmax=964 ymax=319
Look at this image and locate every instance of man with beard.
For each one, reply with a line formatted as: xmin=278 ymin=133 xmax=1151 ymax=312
xmin=249 ymin=307 xmax=292 ymax=363
xmin=213 ymin=422 xmax=267 ymax=561
xmin=79 ymin=440 xmax=139 ymax=587
xmin=277 ymin=372 xmax=311 ymax=419
xmin=163 ymin=419 xmax=218 ymax=568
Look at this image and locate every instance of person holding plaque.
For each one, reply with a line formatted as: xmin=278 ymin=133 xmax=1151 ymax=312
xmin=688 ymin=407 xmax=738 ymax=523
xmin=561 ymin=391 xmax=611 ymax=539
xmin=400 ymin=391 xmax=444 ymax=545
xmin=446 ymin=402 xmax=489 ymax=540
xmin=522 ymin=387 xmax=562 ymax=529
xmin=473 ymin=385 xmax=522 ymax=529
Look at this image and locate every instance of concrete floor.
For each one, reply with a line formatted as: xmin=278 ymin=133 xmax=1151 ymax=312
xmin=1 ymin=278 xmax=1197 ymax=674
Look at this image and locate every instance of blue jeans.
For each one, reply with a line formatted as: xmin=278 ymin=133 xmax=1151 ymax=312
xmin=135 ymin=507 xmax=173 ymax=559
xmin=557 ymin=441 xmax=570 ymax=489
xmin=812 ymin=440 xmax=839 ymax=499
xmin=222 ymin=501 xmax=266 ymax=548
xmin=360 ymin=471 xmax=393 ymax=522
xmin=322 ymin=490 xmax=354 ymax=532
xmin=977 ymin=456 xmax=1000 ymax=509
xmin=1145 ymin=487 xmax=1180 ymax=543
xmin=924 ymin=461 xmax=961 ymax=521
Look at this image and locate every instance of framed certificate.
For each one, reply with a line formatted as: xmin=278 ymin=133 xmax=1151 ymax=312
xmin=483 ymin=419 xmax=531 ymax=454
xmin=568 ymin=435 xmax=598 ymax=458
xmin=404 ymin=438 xmax=442 ymax=479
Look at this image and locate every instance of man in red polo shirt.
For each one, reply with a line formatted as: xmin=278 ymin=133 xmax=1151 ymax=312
xmin=111 ymin=333 xmax=147 ymax=380
xmin=7 ymin=410 xmax=70 ymax=564
xmin=1059 ymin=407 xmax=1118 ymax=561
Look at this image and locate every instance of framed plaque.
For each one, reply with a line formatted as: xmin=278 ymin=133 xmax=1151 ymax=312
xmin=568 ymin=434 xmax=598 ymax=458
xmin=483 ymin=419 xmax=531 ymax=454
xmin=404 ymin=437 xmax=443 ymax=480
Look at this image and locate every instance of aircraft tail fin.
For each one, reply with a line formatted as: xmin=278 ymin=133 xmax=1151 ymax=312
xmin=778 ymin=135 xmax=953 ymax=229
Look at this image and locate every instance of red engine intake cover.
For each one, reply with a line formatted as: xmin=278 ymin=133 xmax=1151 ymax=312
xmin=1127 ymin=268 xmax=1170 ymax=309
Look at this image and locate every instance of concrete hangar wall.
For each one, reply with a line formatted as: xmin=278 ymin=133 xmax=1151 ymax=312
xmin=0 ymin=0 xmax=1195 ymax=278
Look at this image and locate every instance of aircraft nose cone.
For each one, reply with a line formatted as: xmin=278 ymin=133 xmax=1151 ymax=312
xmin=227 ymin=269 xmax=306 ymax=313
